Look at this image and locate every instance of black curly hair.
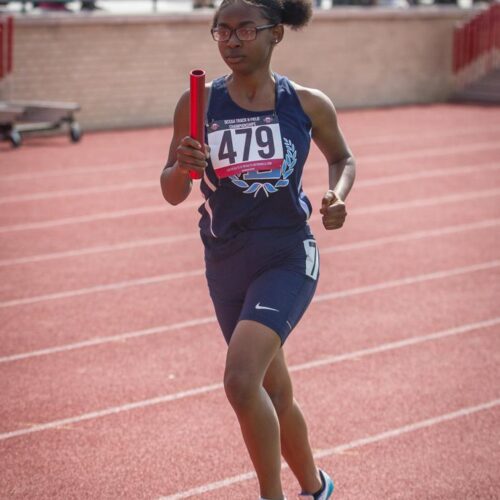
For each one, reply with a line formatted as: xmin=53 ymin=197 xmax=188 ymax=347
xmin=212 ymin=0 xmax=312 ymax=31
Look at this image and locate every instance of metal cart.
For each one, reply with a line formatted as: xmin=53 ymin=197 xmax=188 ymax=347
xmin=0 ymin=101 xmax=23 ymax=147
xmin=0 ymin=100 xmax=82 ymax=148
xmin=1 ymin=16 xmax=83 ymax=148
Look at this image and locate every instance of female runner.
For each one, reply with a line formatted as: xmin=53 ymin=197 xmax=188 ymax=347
xmin=161 ymin=0 xmax=355 ymax=497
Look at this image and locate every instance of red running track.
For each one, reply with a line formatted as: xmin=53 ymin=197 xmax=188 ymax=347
xmin=0 ymin=104 xmax=499 ymax=499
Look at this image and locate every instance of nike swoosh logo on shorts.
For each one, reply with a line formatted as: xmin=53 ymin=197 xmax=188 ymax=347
xmin=255 ymin=302 xmax=280 ymax=312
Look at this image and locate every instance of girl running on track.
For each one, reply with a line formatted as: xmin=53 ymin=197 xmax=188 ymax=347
xmin=161 ymin=0 xmax=355 ymax=498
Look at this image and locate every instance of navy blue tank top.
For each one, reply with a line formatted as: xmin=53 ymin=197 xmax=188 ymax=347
xmin=199 ymin=73 xmax=313 ymax=255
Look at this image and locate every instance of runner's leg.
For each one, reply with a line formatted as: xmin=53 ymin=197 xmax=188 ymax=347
xmin=224 ymin=320 xmax=283 ymax=500
xmin=264 ymin=349 xmax=322 ymax=494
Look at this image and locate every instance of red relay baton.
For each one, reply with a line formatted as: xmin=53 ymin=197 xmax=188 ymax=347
xmin=189 ymin=69 xmax=206 ymax=180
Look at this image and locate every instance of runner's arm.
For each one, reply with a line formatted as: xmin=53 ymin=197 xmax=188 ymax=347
xmin=296 ymin=86 xmax=356 ymax=230
xmin=306 ymin=89 xmax=356 ymax=202
xmin=160 ymin=91 xmax=209 ymax=206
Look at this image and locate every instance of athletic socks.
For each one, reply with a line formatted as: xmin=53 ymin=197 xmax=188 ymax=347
xmin=299 ymin=469 xmax=335 ymax=499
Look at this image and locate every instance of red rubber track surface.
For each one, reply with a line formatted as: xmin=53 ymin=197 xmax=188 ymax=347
xmin=0 ymin=104 xmax=499 ymax=499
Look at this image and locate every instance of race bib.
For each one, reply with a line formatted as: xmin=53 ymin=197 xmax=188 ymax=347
xmin=207 ymin=115 xmax=284 ymax=179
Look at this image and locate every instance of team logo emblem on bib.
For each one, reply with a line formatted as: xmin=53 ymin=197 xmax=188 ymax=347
xmin=207 ymin=115 xmax=297 ymax=197
xmin=229 ymin=137 xmax=297 ymax=197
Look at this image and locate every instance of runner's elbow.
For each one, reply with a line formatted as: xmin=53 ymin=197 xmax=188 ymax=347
xmin=160 ymin=168 xmax=191 ymax=205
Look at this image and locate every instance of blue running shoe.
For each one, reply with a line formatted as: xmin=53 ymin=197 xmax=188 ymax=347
xmin=299 ymin=469 xmax=334 ymax=499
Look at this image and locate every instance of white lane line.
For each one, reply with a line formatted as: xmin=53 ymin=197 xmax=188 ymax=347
xmin=0 ymin=161 xmax=158 ymax=182
xmin=0 ymin=318 xmax=216 ymax=364
xmin=321 ymin=218 xmax=500 ymax=254
xmin=0 ymin=143 xmax=500 ymax=229
xmin=1 ymin=317 xmax=497 ymax=443
xmin=290 ymin=317 xmax=500 ymax=373
xmin=0 ymin=233 xmax=200 ymax=267
xmin=1 ymin=260 xmax=498 ymax=362
xmin=314 ymin=260 xmax=500 ymax=304
xmin=2 ymin=125 xmax=498 ymax=184
xmin=146 ymin=161 xmax=500 ymax=214
xmin=4 ymin=182 xmax=490 ymax=237
xmin=365 ymin=141 xmax=500 ymax=162
xmin=347 ymin=125 xmax=500 ymax=147
xmin=0 ymin=381 xmax=224 ymax=442
xmin=0 ymin=269 xmax=205 ymax=309
xmin=160 ymin=397 xmax=500 ymax=499
xmin=0 ymin=205 xmax=165 ymax=234
xmin=316 ymin=398 xmax=500 ymax=456
xmin=349 ymin=187 xmax=500 ymax=215
xmin=161 ymin=472 xmax=256 ymax=500
xmin=0 ymin=316 xmax=217 ymax=364
xmin=334 ymin=162 xmax=500 ymax=190
xmin=0 ymin=181 xmax=156 ymax=204
xmin=1 ymin=151 xmax=498 ymax=205
xmin=0 ymin=144 xmax=500 ymax=208
xmin=2 ymin=162 xmax=499 ymax=264
xmin=0 ymin=174 xmax=498 ymax=236
xmin=0 ymin=181 xmax=496 ymax=267
xmin=1 ymin=216 xmax=498 ymax=308
xmin=308 ymin=140 xmax=500 ymax=171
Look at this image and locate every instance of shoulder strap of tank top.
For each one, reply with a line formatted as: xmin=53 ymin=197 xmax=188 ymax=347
xmin=273 ymin=72 xmax=285 ymax=112
xmin=205 ymin=81 xmax=213 ymax=125
xmin=206 ymin=76 xmax=227 ymax=122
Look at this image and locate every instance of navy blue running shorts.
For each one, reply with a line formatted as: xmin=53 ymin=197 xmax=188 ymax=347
xmin=204 ymin=226 xmax=319 ymax=345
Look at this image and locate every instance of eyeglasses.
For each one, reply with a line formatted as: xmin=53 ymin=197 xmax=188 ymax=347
xmin=211 ymin=24 xmax=276 ymax=42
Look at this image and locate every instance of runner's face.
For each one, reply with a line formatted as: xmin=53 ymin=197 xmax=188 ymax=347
xmin=214 ymin=2 xmax=277 ymax=73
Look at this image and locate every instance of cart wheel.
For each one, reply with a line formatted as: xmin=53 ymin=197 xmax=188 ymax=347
xmin=8 ymin=130 xmax=22 ymax=148
xmin=70 ymin=122 xmax=82 ymax=143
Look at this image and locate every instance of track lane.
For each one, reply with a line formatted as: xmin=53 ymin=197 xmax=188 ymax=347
xmin=1 ymin=104 xmax=499 ymax=499
xmin=1 ymin=185 xmax=499 ymax=300
xmin=1 ymin=168 xmax=499 ymax=260
xmin=0 ymin=211 xmax=498 ymax=354
xmin=1 ymin=186 xmax=498 ymax=268
xmin=0 ymin=322 xmax=498 ymax=499
xmin=160 ymin=327 xmax=500 ymax=498
xmin=2 ymin=103 xmax=498 ymax=175
xmin=2 ymin=119 xmax=497 ymax=189
xmin=0 ymin=127 xmax=174 ymax=175
xmin=1 ymin=139 xmax=499 ymax=227
xmin=0 ymin=233 xmax=500 ymax=430
xmin=1 ymin=127 xmax=499 ymax=199
xmin=1 ymin=210 xmax=498 ymax=307
xmin=196 ymin=403 xmax=500 ymax=499
xmin=315 ymin=405 xmax=500 ymax=500
xmin=0 ymin=264 xmax=498 ymax=433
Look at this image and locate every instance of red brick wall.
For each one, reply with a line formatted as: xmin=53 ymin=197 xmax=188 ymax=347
xmin=0 ymin=8 xmax=472 ymax=129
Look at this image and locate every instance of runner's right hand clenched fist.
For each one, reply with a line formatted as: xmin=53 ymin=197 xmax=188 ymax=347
xmin=176 ymin=136 xmax=210 ymax=178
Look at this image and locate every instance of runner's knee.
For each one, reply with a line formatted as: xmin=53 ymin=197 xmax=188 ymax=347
xmin=224 ymin=368 xmax=261 ymax=410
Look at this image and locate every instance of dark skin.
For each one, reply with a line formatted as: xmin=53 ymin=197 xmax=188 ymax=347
xmin=160 ymin=3 xmax=355 ymax=498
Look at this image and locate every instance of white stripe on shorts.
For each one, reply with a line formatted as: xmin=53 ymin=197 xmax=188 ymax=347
xmin=304 ymin=239 xmax=319 ymax=280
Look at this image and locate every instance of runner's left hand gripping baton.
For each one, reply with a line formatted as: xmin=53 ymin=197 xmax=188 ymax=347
xmin=189 ymin=69 xmax=206 ymax=180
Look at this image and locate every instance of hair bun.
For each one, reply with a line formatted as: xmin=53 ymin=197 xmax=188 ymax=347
xmin=213 ymin=0 xmax=313 ymax=31
xmin=280 ymin=0 xmax=312 ymax=30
